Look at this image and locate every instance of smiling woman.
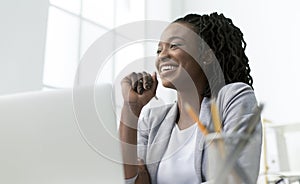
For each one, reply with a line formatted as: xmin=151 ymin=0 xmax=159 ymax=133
xmin=119 ymin=12 xmax=262 ymax=184
xmin=155 ymin=22 xmax=207 ymax=93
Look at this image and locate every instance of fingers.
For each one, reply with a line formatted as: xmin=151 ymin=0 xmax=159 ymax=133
xmin=142 ymin=72 xmax=152 ymax=90
xmin=121 ymin=71 xmax=158 ymax=106
xmin=130 ymin=73 xmax=138 ymax=92
xmin=124 ymin=71 xmax=156 ymax=95
xmin=151 ymin=72 xmax=158 ymax=92
xmin=136 ymin=73 xmax=144 ymax=94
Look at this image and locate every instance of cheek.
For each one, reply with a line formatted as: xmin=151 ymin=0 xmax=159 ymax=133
xmin=182 ymin=56 xmax=202 ymax=74
xmin=155 ymin=59 xmax=159 ymax=70
xmin=180 ymin=54 xmax=198 ymax=68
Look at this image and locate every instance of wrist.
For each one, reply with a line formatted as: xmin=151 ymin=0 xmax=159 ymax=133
xmin=121 ymin=102 xmax=143 ymax=128
xmin=122 ymin=102 xmax=143 ymax=116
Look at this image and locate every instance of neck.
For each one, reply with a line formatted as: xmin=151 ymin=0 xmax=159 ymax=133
xmin=176 ymin=89 xmax=204 ymax=129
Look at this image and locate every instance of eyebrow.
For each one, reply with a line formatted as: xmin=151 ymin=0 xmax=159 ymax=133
xmin=158 ymin=36 xmax=185 ymax=46
xmin=168 ymin=36 xmax=185 ymax=42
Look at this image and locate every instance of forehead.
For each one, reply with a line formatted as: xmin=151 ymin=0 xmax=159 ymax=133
xmin=160 ymin=22 xmax=197 ymax=42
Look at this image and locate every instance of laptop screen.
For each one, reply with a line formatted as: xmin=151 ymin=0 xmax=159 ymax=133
xmin=0 ymin=84 xmax=125 ymax=184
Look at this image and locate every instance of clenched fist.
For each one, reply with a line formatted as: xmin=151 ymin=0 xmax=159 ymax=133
xmin=121 ymin=71 xmax=158 ymax=109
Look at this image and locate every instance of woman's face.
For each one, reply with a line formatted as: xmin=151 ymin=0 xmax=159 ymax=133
xmin=155 ymin=22 xmax=206 ymax=91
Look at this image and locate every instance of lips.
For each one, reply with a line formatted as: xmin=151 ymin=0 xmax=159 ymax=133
xmin=161 ymin=65 xmax=176 ymax=72
xmin=159 ymin=63 xmax=179 ymax=74
xmin=159 ymin=62 xmax=178 ymax=73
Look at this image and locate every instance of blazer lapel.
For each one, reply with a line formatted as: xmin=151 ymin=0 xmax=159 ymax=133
xmin=195 ymin=97 xmax=212 ymax=182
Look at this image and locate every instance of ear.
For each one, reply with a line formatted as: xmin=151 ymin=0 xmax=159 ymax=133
xmin=202 ymin=48 xmax=214 ymax=65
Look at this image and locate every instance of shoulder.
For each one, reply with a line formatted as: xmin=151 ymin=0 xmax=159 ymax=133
xmin=217 ymin=82 xmax=256 ymax=104
xmin=216 ymin=82 xmax=258 ymax=117
xmin=218 ymin=82 xmax=254 ymax=98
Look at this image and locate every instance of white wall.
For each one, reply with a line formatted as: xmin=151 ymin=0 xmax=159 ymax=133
xmin=182 ymin=0 xmax=300 ymax=124
xmin=2 ymin=0 xmax=299 ymax=122
xmin=0 ymin=0 xmax=49 ymax=95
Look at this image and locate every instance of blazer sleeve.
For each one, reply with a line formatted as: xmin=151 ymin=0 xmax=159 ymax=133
xmin=137 ymin=108 xmax=151 ymax=162
xmin=216 ymin=82 xmax=262 ymax=183
xmin=124 ymin=108 xmax=151 ymax=184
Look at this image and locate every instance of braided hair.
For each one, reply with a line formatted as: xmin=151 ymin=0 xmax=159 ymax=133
xmin=174 ymin=13 xmax=253 ymax=97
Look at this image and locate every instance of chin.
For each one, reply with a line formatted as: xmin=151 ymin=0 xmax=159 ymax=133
xmin=161 ymin=80 xmax=176 ymax=89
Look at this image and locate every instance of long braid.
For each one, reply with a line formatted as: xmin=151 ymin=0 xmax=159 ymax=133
xmin=174 ymin=13 xmax=253 ymax=97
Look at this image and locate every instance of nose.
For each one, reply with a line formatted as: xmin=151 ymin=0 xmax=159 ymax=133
xmin=157 ymin=47 xmax=170 ymax=62
xmin=155 ymin=47 xmax=169 ymax=70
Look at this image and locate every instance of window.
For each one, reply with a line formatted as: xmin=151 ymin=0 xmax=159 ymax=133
xmin=43 ymin=0 xmax=146 ymax=89
xmin=43 ymin=0 xmax=178 ymax=112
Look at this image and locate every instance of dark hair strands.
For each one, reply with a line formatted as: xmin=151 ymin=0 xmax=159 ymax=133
xmin=174 ymin=12 xmax=253 ymax=97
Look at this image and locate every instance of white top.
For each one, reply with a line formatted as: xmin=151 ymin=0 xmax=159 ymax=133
xmin=157 ymin=123 xmax=199 ymax=184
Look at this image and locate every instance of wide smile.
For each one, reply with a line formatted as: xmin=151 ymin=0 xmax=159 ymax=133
xmin=159 ymin=64 xmax=179 ymax=75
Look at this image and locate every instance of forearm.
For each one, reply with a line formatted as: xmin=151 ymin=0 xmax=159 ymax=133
xmin=119 ymin=104 xmax=142 ymax=179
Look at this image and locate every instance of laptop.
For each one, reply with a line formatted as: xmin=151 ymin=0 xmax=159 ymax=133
xmin=0 ymin=84 xmax=125 ymax=184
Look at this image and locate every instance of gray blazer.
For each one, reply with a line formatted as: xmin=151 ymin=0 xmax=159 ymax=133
xmin=136 ymin=82 xmax=262 ymax=184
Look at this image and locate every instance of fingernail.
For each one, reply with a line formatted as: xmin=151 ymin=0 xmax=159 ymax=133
xmin=138 ymin=87 xmax=144 ymax=94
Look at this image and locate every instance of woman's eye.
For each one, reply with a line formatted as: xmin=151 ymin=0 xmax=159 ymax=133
xmin=156 ymin=49 xmax=162 ymax=54
xmin=170 ymin=43 xmax=181 ymax=49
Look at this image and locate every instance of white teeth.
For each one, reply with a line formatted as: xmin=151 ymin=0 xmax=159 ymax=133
xmin=161 ymin=65 xmax=176 ymax=72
